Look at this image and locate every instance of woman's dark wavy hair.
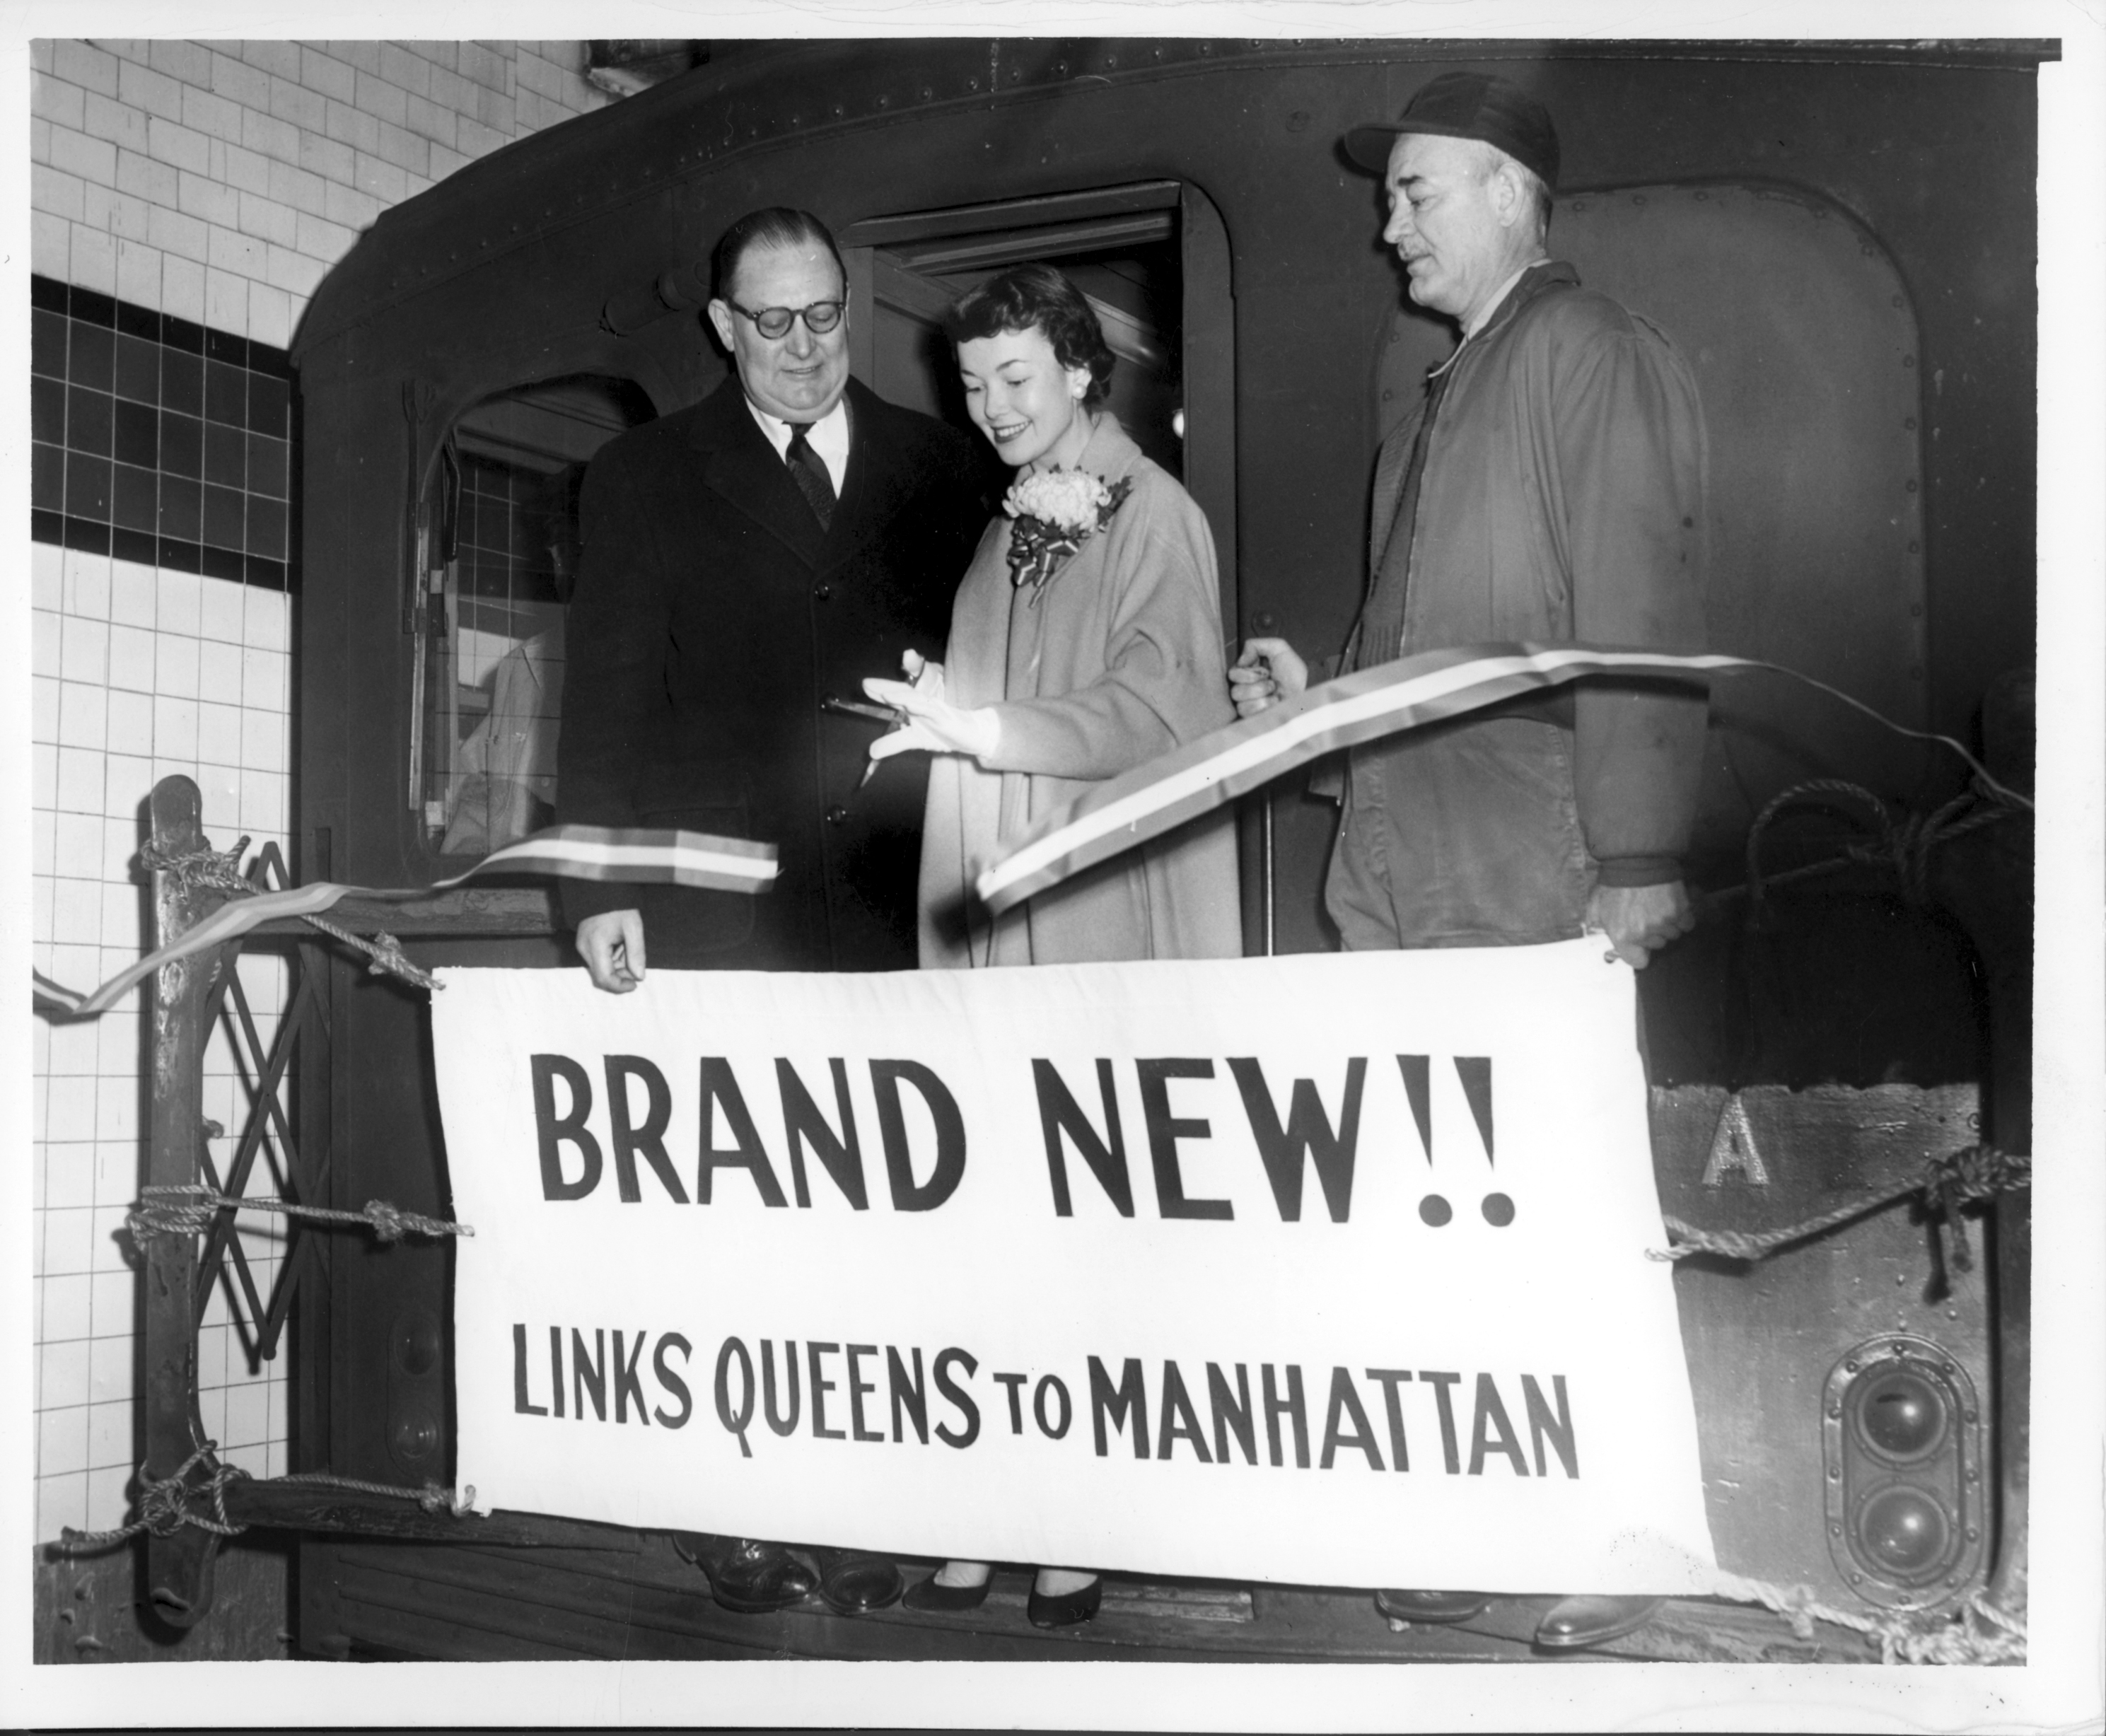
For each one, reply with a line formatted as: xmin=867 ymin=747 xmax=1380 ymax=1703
xmin=943 ymin=263 xmax=1117 ymax=408
xmin=711 ymin=208 xmax=846 ymax=301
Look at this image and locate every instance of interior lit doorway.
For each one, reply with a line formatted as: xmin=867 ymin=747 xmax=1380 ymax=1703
xmin=839 ymin=180 xmax=1237 ymax=636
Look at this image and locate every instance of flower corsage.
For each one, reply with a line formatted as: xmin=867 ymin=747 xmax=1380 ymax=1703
xmin=1002 ymin=467 xmax=1135 ymax=604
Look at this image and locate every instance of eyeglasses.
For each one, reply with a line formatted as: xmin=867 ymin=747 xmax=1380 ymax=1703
xmin=725 ymin=299 xmax=845 ymax=339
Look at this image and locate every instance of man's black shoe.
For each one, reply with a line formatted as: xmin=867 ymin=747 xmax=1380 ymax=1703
xmin=1534 ymin=1594 xmax=1665 ymax=1649
xmin=813 ymin=1548 xmax=904 ymax=1616
xmin=1373 ymin=1588 xmax=1494 ymax=1625
xmin=676 ymin=1534 xmax=819 ymax=1614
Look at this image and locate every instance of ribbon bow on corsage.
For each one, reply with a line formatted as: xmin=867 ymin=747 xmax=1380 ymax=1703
xmin=1002 ymin=467 xmax=1135 ymax=604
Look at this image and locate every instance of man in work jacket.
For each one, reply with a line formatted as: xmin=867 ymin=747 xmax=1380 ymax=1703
xmin=1229 ymin=72 xmax=1709 ymax=1649
xmin=555 ymin=206 xmax=987 ymax=1619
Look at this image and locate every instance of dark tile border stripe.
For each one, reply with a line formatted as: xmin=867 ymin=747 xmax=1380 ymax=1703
xmin=31 ymin=274 xmax=297 ymax=592
xmin=31 ymin=508 xmax=289 ymax=593
xmin=31 ymin=277 xmax=291 ymax=378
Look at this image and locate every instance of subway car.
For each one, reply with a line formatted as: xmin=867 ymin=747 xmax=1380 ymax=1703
xmin=210 ymin=37 xmax=2040 ymax=1661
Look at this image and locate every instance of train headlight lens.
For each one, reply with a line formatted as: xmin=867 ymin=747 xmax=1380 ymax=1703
xmin=387 ymin=1305 xmax=446 ymax=1475
xmin=390 ymin=1405 xmax=440 ymax=1461
xmin=1825 ymin=1336 xmax=1984 ymax=1609
xmin=1856 ymin=1368 xmax=1947 ymax=1461
xmin=1857 ymin=1485 xmax=1950 ymax=1576
xmin=392 ymin=1308 xmax=442 ymax=1379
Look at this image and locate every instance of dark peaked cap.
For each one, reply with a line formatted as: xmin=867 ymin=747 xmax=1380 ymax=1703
xmin=1344 ymin=71 xmax=1561 ymax=192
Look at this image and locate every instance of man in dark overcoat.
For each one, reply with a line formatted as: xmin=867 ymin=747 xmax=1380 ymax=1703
xmin=554 ymin=207 xmax=987 ymax=1616
xmin=558 ymin=206 xmax=987 ymax=987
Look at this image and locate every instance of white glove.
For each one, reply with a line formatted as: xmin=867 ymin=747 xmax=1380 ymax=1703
xmin=863 ymin=649 xmax=1001 ymax=763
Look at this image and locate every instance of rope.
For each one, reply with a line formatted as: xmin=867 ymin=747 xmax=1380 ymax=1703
xmin=297 ymin=911 xmax=441 ymax=991
xmin=127 ymin=1184 xmax=474 ymax=1247
xmin=138 ymin=839 xmax=440 ymax=995
xmin=141 ymin=835 xmax=255 ymax=895
xmin=1708 ymin=1568 xmax=2026 ymax=1665
xmin=1835 ymin=784 xmax=2015 ymax=910
xmin=277 ymin=1471 xmax=479 ymax=1518
xmin=51 ymin=1443 xmax=2023 ymax=1665
xmin=53 ymin=1441 xmax=250 ymax=1554
xmin=51 ymin=1450 xmax=484 ymax=1554
xmin=1734 ymin=774 xmax=2026 ymax=919
xmin=1652 ymin=1143 xmax=2028 ymax=1269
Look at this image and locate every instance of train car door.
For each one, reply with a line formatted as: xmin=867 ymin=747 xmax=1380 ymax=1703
xmin=838 ymin=179 xmax=1238 ymax=658
xmin=837 ymin=178 xmax=1252 ymax=940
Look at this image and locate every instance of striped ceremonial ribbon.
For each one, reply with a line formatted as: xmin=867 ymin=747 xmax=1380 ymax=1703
xmin=33 ymin=971 xmax=86 ymax=1015
xmin=973 ymin=641 xmax=2024 ymax=916
xmin=46 ymin=825 xmax=778 ymax=1019
xmin=429 ymin=825 xmax=776 ymax=895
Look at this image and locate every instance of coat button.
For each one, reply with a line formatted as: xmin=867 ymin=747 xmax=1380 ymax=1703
xmin=825 ymin=805 xmax=849 ymax=825
xmin=813 ymin=583 xmax=832 ymax=600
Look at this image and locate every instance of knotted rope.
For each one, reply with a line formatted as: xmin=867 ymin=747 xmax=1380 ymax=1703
xmin=52 ymin=1446 xmax=482 ymax=1555
xmin=54 ymin=1441 xmax=250 ymax=1554
xmin=127 ymin=1184 xmax=473 ymax=1247
xmin=56 ymin=1454 xmax=2019 ymax=1664
xmin=140 ymin=834 xmax=255 ymax=895
xmin=1653 ymin=1143 xmax=2028 ymax=1272
xmin=293 ymin=911 xmax=439 ymax=990
xmin=1709 ymin=1568 xmax=2026 ymax=1665
xmin=1735 ymin=775 xmax=2026 ymax=919
xmin=139 ymin=838 xmax=438 ymax=993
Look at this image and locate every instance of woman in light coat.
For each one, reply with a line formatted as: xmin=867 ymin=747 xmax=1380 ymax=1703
xmin=868 ymin=262 xmax=1240 ymax=971
xmin=862 ymin=262 xmax=1240 ymax=1626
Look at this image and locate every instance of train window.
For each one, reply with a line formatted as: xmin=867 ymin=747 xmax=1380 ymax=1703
xmin=840 ymin=180 xmax=1237 ymax=627
xmin=409 ymin=373 xmax=655 ymax=857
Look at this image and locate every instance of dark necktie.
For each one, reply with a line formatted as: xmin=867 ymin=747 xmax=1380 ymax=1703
xmin=783 ymin=421 xmax=835 ymax=531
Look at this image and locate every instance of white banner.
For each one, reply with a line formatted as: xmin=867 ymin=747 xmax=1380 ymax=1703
xmin=433 ymin=943 xmax=1718 ymax=1594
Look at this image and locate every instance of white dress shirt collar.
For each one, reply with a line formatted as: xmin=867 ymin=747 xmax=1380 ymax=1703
xmin=745 ymin=395 xmax=852 ymax=497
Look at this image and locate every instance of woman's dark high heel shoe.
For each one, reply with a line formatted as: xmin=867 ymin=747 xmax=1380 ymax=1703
xmin=1027 ymin=1576 xmax=1103 ymax=1629
xmin=903 ymin=1570 xmax=992 ymax=1613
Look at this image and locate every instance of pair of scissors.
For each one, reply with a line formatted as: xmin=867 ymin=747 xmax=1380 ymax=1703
xmin=820 ymin=694 xmax=909 ymax=786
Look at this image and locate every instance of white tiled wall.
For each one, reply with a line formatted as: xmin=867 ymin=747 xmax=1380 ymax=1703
xmin=31 ymin=543 xmax=295 ymax=1539
xmin=30 ymin=38 xmax=610 ymax=345
xmin=29 ymin=41 xmax=615 ymax=1539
